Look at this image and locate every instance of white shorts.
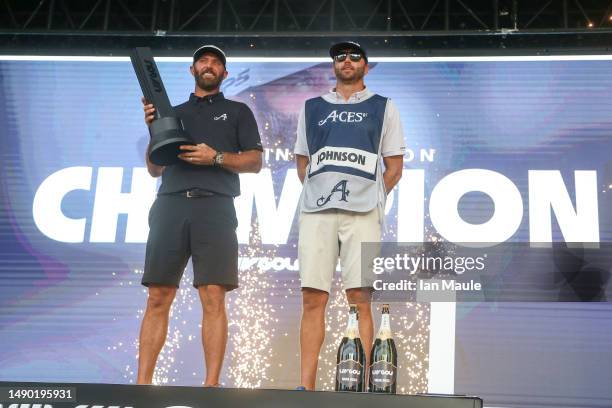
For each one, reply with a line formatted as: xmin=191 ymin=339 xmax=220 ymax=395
xmin=298 ymin=208 xmax=381 ymax=293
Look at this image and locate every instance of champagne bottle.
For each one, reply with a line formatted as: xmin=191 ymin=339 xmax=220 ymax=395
xmin=368 ymin=304 xmax=397 ymax=393
xmin=335 ymin=304 xmax=366 ymax=392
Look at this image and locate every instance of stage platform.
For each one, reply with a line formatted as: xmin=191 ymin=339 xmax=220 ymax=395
xmin=0 ymin=381 xmax=482 ymax=408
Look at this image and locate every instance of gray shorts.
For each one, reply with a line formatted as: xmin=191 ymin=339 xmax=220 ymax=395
xmin=142 ymin=193 xmax=239 ymax=290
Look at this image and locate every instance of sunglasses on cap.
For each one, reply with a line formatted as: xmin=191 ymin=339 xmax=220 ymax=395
xmin=333 ymin=53 xmax=364 ymax=62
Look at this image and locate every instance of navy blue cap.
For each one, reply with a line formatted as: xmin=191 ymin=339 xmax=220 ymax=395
xmin=193 ymin=45 xmax=227 ymax=67
xmin=329 ymin=41 xmax=368 ymax=63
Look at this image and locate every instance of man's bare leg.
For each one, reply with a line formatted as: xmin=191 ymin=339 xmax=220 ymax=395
xmin=299 ymin=287 xmax=330 ymax=390
xmin=137 ymin=284 xmax=177 ymax=384
xmin=346 ymin=288 xmax=373 ymax=369
xmin=198 ymin=284 xmax=228 ymax=386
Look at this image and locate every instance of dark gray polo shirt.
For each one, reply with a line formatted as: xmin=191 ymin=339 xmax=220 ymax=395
xmin=158 ymin=92 xmax=262 ymax=196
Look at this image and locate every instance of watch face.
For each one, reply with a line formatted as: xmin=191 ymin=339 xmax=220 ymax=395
xmin=215 ymin=151 xmax=224 ymax=165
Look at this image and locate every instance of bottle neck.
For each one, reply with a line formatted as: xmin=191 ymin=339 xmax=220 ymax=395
xmin=377 ymin=313 xmax=392 ymax=340
xmin=345 ymin=311 xmax=360 ymax=339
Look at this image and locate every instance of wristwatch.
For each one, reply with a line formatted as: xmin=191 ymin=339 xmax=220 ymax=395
xmin=213 ymin=150 xmax=224 ymax=166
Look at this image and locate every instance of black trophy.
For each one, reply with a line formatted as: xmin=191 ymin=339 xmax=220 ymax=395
xmin=130 ymin=47 xmax=193 ymax=165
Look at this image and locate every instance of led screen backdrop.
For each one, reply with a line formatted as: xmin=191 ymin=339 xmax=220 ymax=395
xmin=0 ymin=55 xmax=611 ymax=408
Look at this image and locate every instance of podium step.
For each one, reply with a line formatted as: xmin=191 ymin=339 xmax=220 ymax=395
xmin=0 ymin=381 xmax=482 ymax=408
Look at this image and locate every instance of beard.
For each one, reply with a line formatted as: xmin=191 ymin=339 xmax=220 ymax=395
xmin=193 ymin=68 xmax=224 ymax=91
xmin=334 ymin=64 xmax=365 ymax=84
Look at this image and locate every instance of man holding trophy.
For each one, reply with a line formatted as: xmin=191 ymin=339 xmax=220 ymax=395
xmin=136 ymin=45 xmax=263 ymax=386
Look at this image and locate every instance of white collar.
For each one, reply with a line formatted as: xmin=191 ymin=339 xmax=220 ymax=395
xmin=328 ymin=86 xmax=372 ymax=103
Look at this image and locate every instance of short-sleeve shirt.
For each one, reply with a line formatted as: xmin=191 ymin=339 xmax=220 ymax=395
xmin=158 ymin=92 xmax=262 ymax=196
xmin=294 ymin=87 xmax=405 ymax=158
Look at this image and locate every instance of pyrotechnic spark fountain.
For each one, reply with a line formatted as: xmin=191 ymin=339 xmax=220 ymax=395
xmin=226 ymin=221 xmax=277 ymax=388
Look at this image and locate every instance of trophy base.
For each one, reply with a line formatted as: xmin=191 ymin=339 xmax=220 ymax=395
xmin=150 ymin=137 xmax=194 ymax=166
xmin=149 ymin=117 xmax=193 ymax=166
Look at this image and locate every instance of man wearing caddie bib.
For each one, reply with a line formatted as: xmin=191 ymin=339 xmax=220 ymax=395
xmin=294 ymin=41 xmax=406 ymax=390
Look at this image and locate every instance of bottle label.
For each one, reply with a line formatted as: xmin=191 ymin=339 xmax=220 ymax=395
xmin=377 ymin=314 xmax=392 ymax=339
xmin=336 ymin=359 xmax=363 ymax=388
xmin=344 ymin=312 xmax=360 ymax=339
xmin=370 ymin=360 xmax=397 ymax=387
xmin=381 ymin=314 xmax=390 ymax=328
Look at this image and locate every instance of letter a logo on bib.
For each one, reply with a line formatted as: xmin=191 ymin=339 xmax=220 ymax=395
xmin=317 ymin=180 xmax=350 ymax=207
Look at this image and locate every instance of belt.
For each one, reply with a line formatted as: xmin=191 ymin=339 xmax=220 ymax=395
xmin=158 ymin=188 xmax=216 ymax=198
